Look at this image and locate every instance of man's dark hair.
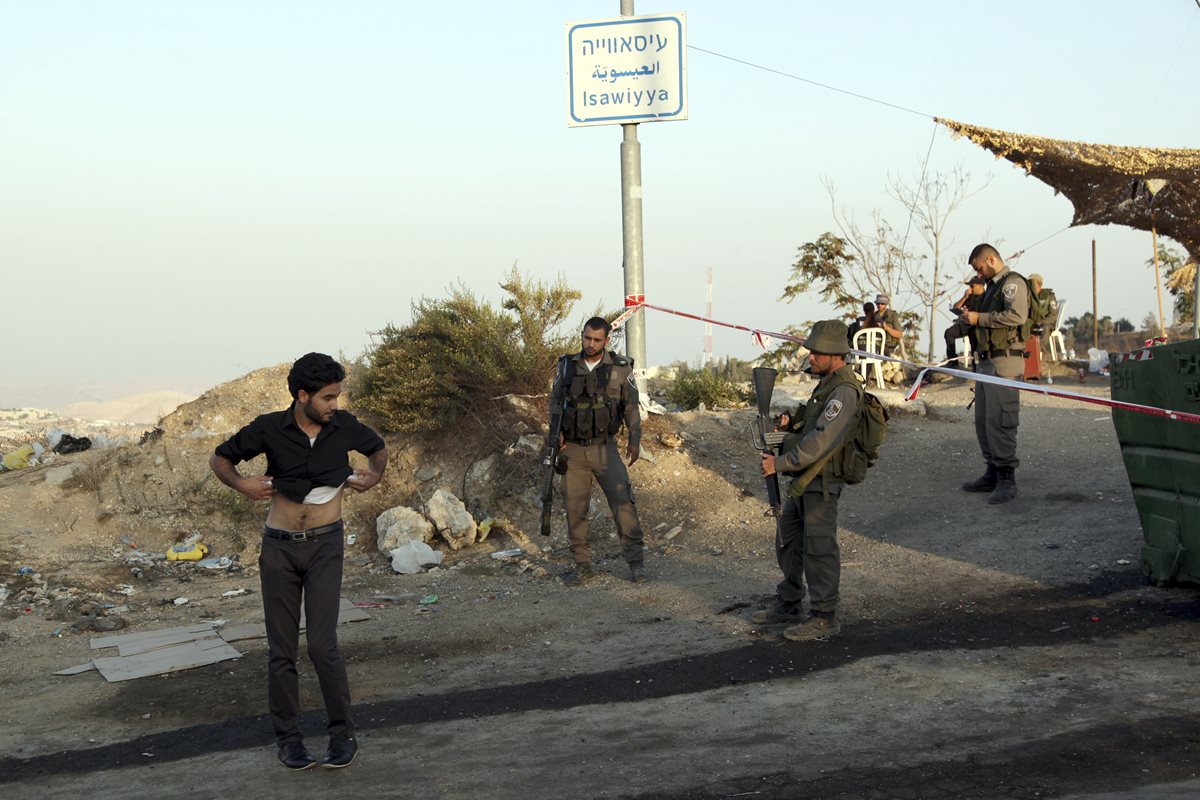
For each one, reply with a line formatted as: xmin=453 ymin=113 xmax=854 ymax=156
xmin=863 ymin=301 xmax=876 ymax=315
xmin=583 ymin=316 xmax=612 ymax=336
xmin=287 ymin=352 xmax=346 ymax=399
xmin=969 ymin=243 xmax=1002 ymax=263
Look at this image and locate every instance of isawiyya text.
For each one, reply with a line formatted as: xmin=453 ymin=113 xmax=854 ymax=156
xmin=579 ymin=88 xmax=671 ymax=108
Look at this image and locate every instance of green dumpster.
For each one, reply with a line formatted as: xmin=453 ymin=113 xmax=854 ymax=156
xmin=1110 ymin=339 xmax=1200 ymax=586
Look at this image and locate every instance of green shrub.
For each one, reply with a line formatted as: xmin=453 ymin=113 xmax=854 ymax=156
xmin=666 ymin=369 xmax=747 ymax=410
xmin=355 ymin=267 xmax=582 ymax=434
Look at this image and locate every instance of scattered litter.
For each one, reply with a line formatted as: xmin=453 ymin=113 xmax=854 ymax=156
xmin=662 ymin=526 xmax=683 ymax=541
xmin=198 ymin=556 xmax=233 ymax=570
xmin=373 ymin=593 xmax=418 ymax=602
xmin=221 ymin=588 xmax=249 ymax=598
xmin=477 ymin=518 xmax=495 ymax=541
xmin=490 ymin=548 xmax=524 ymax=559
xmin=173 ymin=597 xmax=189 ymax=606
xmin=18 ymin=566 xmax=35 ymax=576
xmin=114 ymin=584 xmax=137 ymax=596
xmin=52 ymin=433 xmax=92 ymax=454
xmin=419 ymin=594 xmax=439 ymax=605
xmin=1 ymin=443 xmax=42 ymax=471
xmin=1116 ymin=558 xmax=1131 ymax=565
xmin=1050 ymin=625 xmax=1071 ymax=633
xmin=50 ymin=626 xmax=66 ymax=638
xmin=345 ymin=533 xmax=358 ymax=546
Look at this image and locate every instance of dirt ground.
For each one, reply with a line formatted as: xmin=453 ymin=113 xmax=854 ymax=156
xmin=1 ymin=366 xmax=1198 ymax=800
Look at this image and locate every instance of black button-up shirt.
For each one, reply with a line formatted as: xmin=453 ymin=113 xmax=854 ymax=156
xmin=214 ymin=405 xmax=385 ymax=504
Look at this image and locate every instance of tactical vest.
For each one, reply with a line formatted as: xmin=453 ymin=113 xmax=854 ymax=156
xmin=782 ymin=366 xmax=862 ymax=492
xmin=972 ymin=270 xmax=1027 ymax=353
xmin=560 ymin=353 xmax=630 ymax=442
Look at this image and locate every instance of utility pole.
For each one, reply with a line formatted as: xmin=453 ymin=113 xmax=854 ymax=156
xmin=1092 ymin=239 xmax=1099 ymax=348
xmin=703 ymin=266 xmax=713 ymax=367
xmin=1151 ymin=215 xmax=1167 ymax=337
xmin=620 ymin=0 xmax=647 ymax=395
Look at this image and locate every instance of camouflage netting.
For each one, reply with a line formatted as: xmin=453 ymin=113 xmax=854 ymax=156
xmin=937 ymin=117 xmax=1200 ymax=262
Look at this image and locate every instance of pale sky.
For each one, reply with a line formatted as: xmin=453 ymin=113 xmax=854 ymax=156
xmin=4 ymin=0 xmax=1198 ymax=408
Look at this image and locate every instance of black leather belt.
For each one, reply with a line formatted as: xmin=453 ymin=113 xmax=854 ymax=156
xmin=568 ymin=437 xmax=605 ymax=446
xmin=980 ymin=348 xmax=1024 ymax=359
xmin=263 ymin=521 xmax=343 ymax=542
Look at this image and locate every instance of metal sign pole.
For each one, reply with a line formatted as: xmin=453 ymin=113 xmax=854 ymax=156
xmin=619 ymin=0 xmax=648 ymax=397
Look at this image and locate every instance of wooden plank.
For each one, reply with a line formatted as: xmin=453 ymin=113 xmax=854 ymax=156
xmin=54 ymin=661 xmax=98 ymax=676
xmin=117 ymin=630 xmax=219 ymax=657
xmin=93 ymin=641 xmax=242 ymax=683
xmin=218 ymin=622 xmax=267 ymax=643
xmin=90 ymin=622 xmax=213 ymax=651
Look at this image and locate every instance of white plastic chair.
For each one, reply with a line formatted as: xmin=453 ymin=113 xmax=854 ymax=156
xmin=851 ymin=328 xmax=886 ymax=389
xmin=1047 ymin=299 xmax=1068 ymax=361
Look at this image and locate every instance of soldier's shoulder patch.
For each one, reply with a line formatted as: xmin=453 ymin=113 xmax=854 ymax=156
xmin=1003 ymin=282 xmax=1018 ymax=300
xmin=824 ymin=398 xmax=844 ymax=420
xmin=611 ymin=354 xmax=632 ymax=367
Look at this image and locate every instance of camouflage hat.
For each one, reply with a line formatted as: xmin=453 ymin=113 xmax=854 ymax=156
xmin=805 ymin=319 xmax=850 ymax=356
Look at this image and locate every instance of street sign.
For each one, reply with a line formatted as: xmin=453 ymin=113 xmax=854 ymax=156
xmin=565 ymin=12 xmax=687 ymax=128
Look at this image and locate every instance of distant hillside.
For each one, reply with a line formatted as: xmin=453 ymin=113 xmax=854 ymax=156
xmin=59 ymin=391 xmax=196 ymax=424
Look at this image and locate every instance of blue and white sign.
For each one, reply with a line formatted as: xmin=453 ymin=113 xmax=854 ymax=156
xmin=566 ymin=12 xmax=687 ymax=128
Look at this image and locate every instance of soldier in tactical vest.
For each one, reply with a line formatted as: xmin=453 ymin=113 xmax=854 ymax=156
xmin=960 ymin=243 xmax=1030 ymax=504
xmin=550 ymin=317 xmax=646 ymax=585
xmin=755 ymin=319 xmax=861 ymax=641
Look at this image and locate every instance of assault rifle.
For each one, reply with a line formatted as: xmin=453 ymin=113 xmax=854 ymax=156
xmin=749 ymin=367 xmax=786 ymax=516
xmin=540 ymin=357 xmax=571 ymax=536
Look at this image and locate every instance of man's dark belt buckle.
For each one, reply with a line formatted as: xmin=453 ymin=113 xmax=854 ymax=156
xmin=267 ymin=521 xmax=341 ymax=542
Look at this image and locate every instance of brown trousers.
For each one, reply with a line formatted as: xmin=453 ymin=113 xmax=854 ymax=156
xmin=259 ymin=522 xmax=353 ymax=746
xmin=562 ymin=439 xmax=644 ymax=565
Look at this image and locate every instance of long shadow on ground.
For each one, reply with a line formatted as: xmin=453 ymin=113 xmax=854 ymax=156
xmin=623 ymin=713 xmax=1200 ymax=800
xmin=3 ymin=570 xmax=1196 ymax=784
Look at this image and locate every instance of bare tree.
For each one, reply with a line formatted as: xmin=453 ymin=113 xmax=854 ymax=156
xmin=888 ymin=165 xmax=990 ymax=360
xmin=821 ymin=176 xmax=912 ymax=311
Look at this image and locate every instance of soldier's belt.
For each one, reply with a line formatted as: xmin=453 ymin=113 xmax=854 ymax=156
xmin=980 ymin=348 xmax=1024 ymax=360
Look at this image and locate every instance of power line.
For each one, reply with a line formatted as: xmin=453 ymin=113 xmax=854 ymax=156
xmin=687 ymin=44 xmax=933 ymax=119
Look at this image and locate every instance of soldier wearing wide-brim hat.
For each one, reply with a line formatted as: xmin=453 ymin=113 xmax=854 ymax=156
xmin=755 ymin=319 xmax=861 ymax=641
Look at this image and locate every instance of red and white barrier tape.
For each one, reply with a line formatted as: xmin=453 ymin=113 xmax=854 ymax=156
xmin=613 ymin=300 xmax=1200 ymax=426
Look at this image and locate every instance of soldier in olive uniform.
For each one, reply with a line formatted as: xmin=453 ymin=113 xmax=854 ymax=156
xmin=550 ymin=317 xmax=646 ymax=584
xmin=754 ymin=320 xmax=862 ymax=641
xmin=961 ymin=243 xmax=1030 ymax=504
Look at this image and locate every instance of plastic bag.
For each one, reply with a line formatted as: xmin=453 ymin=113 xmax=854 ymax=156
xmin=389 ymin=540 xmax=443 ymax=574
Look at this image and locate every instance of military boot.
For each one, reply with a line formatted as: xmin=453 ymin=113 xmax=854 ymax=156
xmin=563 ymin=563 xmax=595 ymax=586
xmin=988 ymin=467 xmax=1017 ymax=505
xmin=961 ymin=463 xmax=998 ymax=493
xmin=783 ymin=611 xmax=841 ymax=641
xmin=629 ymin=562 xmax=649 ymax=584
xmin=750 ymin=600 xmax=802 ymax=625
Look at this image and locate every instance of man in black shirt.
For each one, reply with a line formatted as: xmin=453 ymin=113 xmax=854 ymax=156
xmin=210 ymin=353 xmax=387 ymax=771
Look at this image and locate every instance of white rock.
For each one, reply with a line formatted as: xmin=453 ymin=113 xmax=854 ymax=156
xmin=376 ymin=506 xmax=435 ymax=553
xmin=44 ymin=463 xmax=85 ymax=486
xmin=424 ymin=489 xmax=478 ymax=550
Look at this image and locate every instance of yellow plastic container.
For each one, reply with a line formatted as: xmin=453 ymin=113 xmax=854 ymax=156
xmin=166 ymin=542 xmax=209 ymax=561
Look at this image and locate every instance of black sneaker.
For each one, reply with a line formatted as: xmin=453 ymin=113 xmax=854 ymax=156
xmin=277 ymin=742 xmax=317 ymax=770
xmin=321 ymin=736 xmax=358 ymax=769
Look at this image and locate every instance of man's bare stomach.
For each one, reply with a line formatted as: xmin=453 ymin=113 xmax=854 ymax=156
xmin=264 ymin=491 xmax=344 ymax=531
